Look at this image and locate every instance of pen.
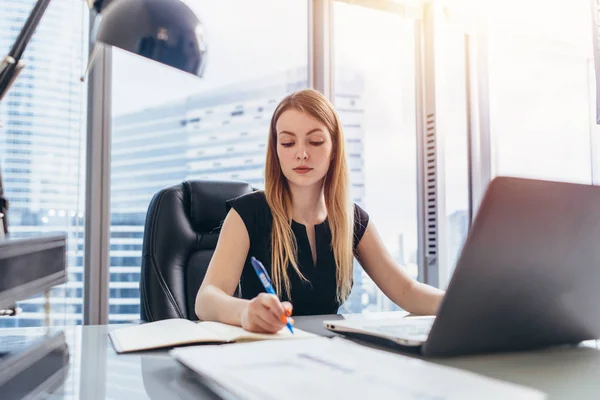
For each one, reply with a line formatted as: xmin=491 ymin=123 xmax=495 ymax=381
xmin=250 ymin=256 xmax=294 ymax=334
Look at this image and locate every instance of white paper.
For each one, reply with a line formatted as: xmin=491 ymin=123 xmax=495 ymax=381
xmin=170 ymin=337 xmax=546 ymax=400
xmin=200 ymin=320 xmax=316 ymax=342
xmin=110 ymin=319 xmax=219 ymax=352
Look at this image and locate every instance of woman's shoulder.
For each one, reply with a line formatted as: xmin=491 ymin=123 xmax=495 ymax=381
xmin=226 ymin=190 xmax=270 ymax=214
xmin=353 ymin=202 xmax=369 ymax=223
xmin=226 ymin=190 xmax=267 ymax=207
xmin=225 ymin=190 xmax=271 ymax=235
xmin=352 ymin=202 xmax=370 ymax=249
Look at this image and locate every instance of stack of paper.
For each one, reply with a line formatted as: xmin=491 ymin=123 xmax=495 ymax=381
xmin=170 ymin=337 xmax=546 ymax=400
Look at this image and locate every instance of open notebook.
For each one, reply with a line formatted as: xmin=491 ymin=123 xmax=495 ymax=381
xmin=109 ymin=318 xmax=315 ymax=354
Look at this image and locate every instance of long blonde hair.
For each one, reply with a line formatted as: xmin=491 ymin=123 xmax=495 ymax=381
xmin=264 ymin=89 xmax=354 ymax=304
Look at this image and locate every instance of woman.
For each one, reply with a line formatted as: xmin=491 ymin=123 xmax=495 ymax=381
xmin=195 ymin=88 xmax=444 ymax=333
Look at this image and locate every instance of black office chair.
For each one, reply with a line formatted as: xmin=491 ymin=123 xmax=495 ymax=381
xmin=139 ymin=180 xmax=254 ymax=322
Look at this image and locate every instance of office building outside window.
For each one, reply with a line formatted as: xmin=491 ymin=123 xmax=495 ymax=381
xmin=0 ymin=0 xmax=88 ymax=327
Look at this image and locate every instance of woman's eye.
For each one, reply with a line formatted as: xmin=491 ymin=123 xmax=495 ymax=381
xmin=281 ymin=142 xmax=294 ymax=148
xmin=310 ymin=142 xmax=324 ymax=146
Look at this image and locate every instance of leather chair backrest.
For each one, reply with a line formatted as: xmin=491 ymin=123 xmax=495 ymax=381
xmin=139 ymin=180 xmax=254 ymax=322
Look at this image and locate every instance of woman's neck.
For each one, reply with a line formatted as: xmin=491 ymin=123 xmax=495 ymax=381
xmin=289 ymin=183 xmax=327 ymax=225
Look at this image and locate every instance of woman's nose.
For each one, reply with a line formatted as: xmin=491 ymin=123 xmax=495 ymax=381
xmin=296 ymin=148 xmax=308 ymax=160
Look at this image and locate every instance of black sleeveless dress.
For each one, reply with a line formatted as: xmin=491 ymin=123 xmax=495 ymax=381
xmin=225 ymin=191 xmax=369 ymax=315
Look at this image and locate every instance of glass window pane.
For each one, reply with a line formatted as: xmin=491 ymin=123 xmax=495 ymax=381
xmin=0 ymin=0 xmax=88 ymax=327
xmin=440 ymin=0 xmax=595 ymax=284
xmin=486 ymin=0 xmax=594 ymax=183
xmin=334 ymin=2 xmax=418 ymax=312
xmin=109 ymin=0 xmax=309 ymax=323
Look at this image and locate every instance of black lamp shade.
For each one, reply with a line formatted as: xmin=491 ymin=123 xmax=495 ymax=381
xmin=92 ymin=0 xmax=207 ymax=77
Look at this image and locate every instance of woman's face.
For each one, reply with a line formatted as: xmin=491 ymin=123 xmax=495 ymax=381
xmin=275 ymin=109 xmax=333 ymax=189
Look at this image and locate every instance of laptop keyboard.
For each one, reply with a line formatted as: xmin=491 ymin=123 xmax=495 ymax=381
xmin=367 ymin=318 xmax=434 ymax=340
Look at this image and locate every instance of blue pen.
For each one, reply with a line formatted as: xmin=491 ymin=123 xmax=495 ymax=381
xmin=250 ymin=256 xmax=294 ymax=334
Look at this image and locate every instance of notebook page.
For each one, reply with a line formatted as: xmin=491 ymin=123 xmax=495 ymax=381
xmin=109 ymin=319 xmax=223 ymax=353
xmin=198 ymin=321 xmax=315 ymax=342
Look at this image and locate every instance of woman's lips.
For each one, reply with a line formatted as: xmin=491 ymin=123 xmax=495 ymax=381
xmin=293 ymin=167 xmax=313 ymax=174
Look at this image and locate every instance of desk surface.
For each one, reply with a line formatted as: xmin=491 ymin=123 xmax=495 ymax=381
xmin=3 ymin=312 xmax=600 ymax=399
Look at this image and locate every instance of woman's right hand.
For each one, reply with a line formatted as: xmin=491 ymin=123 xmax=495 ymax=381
xmin=241 ymin=293 xmax=294 ymax=333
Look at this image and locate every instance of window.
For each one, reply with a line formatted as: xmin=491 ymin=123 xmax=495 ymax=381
xmin=434 ymin=0 xmax=596 ymax=285
xmin=109 ymin=0 xmax=309 ymax=323
xmin=334 ymin=2 xmax=419 ymax=312
xmin=0 ymin=0 xmax=88 ymax=327
xmin=485 ymin=0 xmax=594 ymax=184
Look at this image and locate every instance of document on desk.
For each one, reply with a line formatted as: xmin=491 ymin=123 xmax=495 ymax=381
xmin=170 ymin=337 xmax=546 ymax=400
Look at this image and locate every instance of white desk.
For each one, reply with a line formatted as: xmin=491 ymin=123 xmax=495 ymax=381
xmin=3 ymin=312 xmax=600 ymax=399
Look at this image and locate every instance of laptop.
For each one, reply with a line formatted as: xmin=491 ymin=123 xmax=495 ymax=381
xmin=325 ymin=176 xmax=600 ymax=357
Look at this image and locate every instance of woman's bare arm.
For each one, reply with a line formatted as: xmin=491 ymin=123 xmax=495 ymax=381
xmin=356 ymin=220 xmax=445 ymax=315
xmin=194 ymin=209 xmax=252 ymax=325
